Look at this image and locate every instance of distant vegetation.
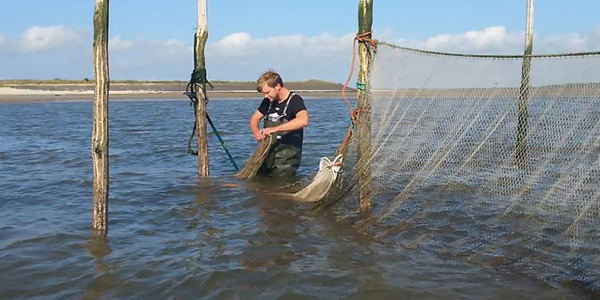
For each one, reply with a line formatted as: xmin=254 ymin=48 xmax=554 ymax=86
xmin=0 ymin=78 xmax=348 ymax=92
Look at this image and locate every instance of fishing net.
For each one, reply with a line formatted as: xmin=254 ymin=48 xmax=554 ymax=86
xmin=294 ymin=155 xmax=343 ymax=202
xmin=324 ymin=42 xmax=600 ymax=292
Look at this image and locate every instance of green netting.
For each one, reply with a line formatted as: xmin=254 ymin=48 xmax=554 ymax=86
xmin=327 ymin=42 xmax=600 ymax=292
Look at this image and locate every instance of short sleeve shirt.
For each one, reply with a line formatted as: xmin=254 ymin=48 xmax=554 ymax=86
xmin=257 ymin=93 xmax=307 ymax=123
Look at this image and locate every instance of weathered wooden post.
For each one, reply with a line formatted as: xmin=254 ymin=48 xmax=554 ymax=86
xmin=195 ymin=0 xmax=210 ymax=176
xmin=92 ymin=0 xmax=109 ymax=235
xmin=517 ymin=0 xmax=534 ymax=162
xmin=357 ymin=0 xmax=374 ymax=211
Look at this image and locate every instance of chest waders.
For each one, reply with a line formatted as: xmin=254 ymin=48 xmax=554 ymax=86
xmin=259 ymin=94 xmax=303 ymax=177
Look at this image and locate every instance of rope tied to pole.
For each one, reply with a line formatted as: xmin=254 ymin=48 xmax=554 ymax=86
xmin=189 ymin=68 xmax=214 ymax=92
xmin=341 ymin=31 xmax=378 ymax=125
xmin=355 ymin=31 xmax=378 ymax=53
xmin=185 ymin=33 xmax=239 ymax=171
xmin=184 ymin=85 xmax=239 ymax=171
xmin=185 ymin=74 xmax=203 ymax=156
xmin=190 ymin=32 xmax=214 ymax=91
xmin=337 ymin=31 xmax=377 ymax=155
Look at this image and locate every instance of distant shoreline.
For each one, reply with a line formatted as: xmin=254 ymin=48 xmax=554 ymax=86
xmin=0 ymin=90 xmax=353 ymax=103
xmin=0 ymin=81 xmax=356 ymax=103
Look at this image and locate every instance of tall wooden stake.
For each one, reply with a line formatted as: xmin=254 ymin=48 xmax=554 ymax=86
xmin=92 ymin=0 xmax=109 ymax=235
xmin=195 ymin=0 xmax=210 ymax=176
xmin=357 ymin=0 xmax=373 ymax=211
xmin=517 ymin=0 xmax=534 ymax=163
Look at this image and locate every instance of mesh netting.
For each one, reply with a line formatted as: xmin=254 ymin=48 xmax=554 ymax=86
xmin=327 ymin=42 xmax=600 ymax=291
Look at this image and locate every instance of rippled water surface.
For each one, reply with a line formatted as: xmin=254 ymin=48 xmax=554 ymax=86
xmin=0 ymin=98 xmax=589 ymax=299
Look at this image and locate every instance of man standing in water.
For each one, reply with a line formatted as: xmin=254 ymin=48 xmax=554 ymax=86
xmin=249 ymin=70 xmax=309 ymax=177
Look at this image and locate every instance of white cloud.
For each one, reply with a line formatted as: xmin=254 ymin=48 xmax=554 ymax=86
xmin=106 ymin=37 xmax=192 ymax=79
xmin=145 ymin=39 xmax=190 ymax=64
xmin=109 ymin=36 xmax=134 ymax=51
xmin=397 ymin=26 xmax=524 ymax=54
xmin=205 ymin=31 xmax=354 ymax=80
xmin=19 ymin=25 xmax=84 ymax=52
xmin=95 ymin=32 xmax=355 ymax=80
xmin=216 ymin=32 xmax=251 ymax=50
xmin=210 ymin=32 xmax=353 ymax=60
xmin=100 ymin=26 xmax=600 ymax=82
xmin=4 ymin=24 xmax=600 ymax=81
xmin=212 ymin=32 xmax=301 ymax=58
xmin=539 ymin=33 xmax=587 ymax=53
xmin=393 ymin=25 xmax=600 ymax=55
xmin=535 ymin=25 xmax=600 ymax=54
xmin=303 ymin=32 xmax=353 ymax=58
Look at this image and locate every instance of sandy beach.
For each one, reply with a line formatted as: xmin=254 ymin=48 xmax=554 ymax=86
xmin=0 ymin=82 xmax=355 ymax=103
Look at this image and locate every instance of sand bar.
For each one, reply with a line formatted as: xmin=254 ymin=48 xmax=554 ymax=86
xmin=0 ymin=84 xmax=355 ymax=103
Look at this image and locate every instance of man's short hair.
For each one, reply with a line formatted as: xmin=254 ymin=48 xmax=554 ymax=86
xmin=256 ymin=70 xmax=284 ymax=93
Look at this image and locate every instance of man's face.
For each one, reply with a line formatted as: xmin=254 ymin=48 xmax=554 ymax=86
xmin=261 ymin=83 xmax=280 ymax=102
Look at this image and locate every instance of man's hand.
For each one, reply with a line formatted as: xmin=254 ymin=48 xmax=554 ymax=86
xmin=253 ymin=130 xmax=266 ymax=141
xmin=262 ymin=127 xmax=278 ymax=137
xmin=253 ymin=127 xmax=278 ymax=141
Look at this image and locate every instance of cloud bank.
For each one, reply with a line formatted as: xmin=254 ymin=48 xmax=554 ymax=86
xmin=1 ymin=24 xmax=599 ymax=81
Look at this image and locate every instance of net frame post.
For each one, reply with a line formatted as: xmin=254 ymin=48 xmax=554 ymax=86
xmin=195 ymin=0 xmax=210 ymax=176
xmin=92 ymin=0 xmax=109 ymax=235
xmin=357 ymin=0 xmax=374 ymax=212
xmin=517 ymin=0 xmax=534 ymax=163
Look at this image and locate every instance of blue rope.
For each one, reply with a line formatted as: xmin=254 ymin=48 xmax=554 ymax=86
xmin=185 ymin=32 xmax=239 ymax=172
xmin=184 ymin=90 xmax=240 ymax=172
xmin=207 ymin=113 xmax=240 ymax=171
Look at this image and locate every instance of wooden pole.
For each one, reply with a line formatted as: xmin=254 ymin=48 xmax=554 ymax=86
xmin=517 ymin=0 xmax=534 ymax=162
xmin=357 ymin=0 xmax=373 ymax=211
xmin=195 ymin=0 xmax=210 ymax=176
xmin=92 ymin=0 xmax=109 ymax=235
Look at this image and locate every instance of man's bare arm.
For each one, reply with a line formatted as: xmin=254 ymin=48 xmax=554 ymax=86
xmin=250 ymin=110 xmax=265 ymax=141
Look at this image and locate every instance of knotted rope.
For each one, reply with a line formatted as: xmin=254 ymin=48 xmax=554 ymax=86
xmin=341 ymin=31 xmax=378 ymax=124
xmin=337 ymin=31 xmax=377 ymax=155
xmin=185 ymin=33 xmax=239 ymax=171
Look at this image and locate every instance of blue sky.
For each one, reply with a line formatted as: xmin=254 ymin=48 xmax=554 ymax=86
xmin=1 ymin=0 xmax=599 ymax=83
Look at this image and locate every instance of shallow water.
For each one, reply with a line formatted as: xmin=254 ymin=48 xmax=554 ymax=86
xmin=0 ymin=98 xmax=588 ymax=299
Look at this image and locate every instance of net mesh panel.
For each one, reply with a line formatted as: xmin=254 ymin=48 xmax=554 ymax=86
xmin=330 ymin=43 xmax=600 ymax=291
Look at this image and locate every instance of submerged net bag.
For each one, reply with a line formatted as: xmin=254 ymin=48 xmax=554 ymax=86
xmin=294 ymin=155 xmax=343 ymax=202
xmin=327 ymin=42 xmax=600 ymax=291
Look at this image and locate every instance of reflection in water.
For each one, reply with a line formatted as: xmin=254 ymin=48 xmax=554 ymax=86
xmin=85 ymin=235 xmax=111 ymax=259
xmin=83 ymin=235 xmax=121 ymax=300
xmin=193 ymin=178 xmax=227 ymax=261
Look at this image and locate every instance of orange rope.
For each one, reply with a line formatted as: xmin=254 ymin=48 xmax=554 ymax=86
xmin=337 ymin=32 xmax=378 ymax=155
xmin=336 ymin=128 xmax=353 ymax=156
xmin=341 ymin=36 xmax=359 ymax=121
xmin=341 ymin=31 xmax=377 ymax=125
xmin=337 ymin=31 xmax=377 ymax=155
xmin=326 ymin=162 xmax=343 ymax=169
